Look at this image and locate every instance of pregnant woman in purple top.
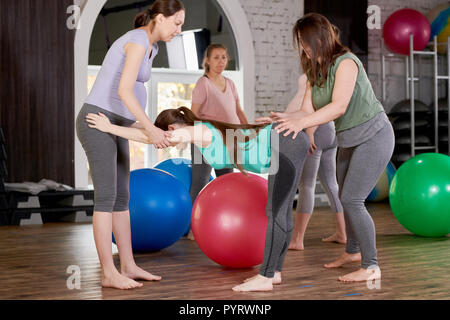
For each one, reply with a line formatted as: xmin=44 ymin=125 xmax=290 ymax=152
xmin=76 ymin=0 xmax=185 ymax=290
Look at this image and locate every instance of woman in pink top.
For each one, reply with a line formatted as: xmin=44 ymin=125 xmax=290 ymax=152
xmin=188 ymin=44 xmax=248 ymax=239
xmin=191 ymin=44 xmax=248 ymax=124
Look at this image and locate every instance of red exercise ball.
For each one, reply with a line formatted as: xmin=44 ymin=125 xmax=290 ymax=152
xmin=383 ymin=9 xmax=431 ymax=55
xmin=191 ymin=172 xmax=268 ymax=268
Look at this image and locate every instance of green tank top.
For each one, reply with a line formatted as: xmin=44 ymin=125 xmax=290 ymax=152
xmin=196 ymin=122 xmax=272 ymax=174
xmin=311 ymin=52 xmax=384 ymax=132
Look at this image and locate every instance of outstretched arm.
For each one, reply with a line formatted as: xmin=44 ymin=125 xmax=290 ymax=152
xmin=285 ymin=76 xmax=318 ymax=153
xmin=255 ymin=76 xmax=313 ymax=124
xmin=275 ymin=59 xmax=358 ymax=138
xmin=86 ymin=112 xmax=153 ymax=144
xmin=85 ymin=113 xmax=212 ymax=147
xmin=285 ymin=74 xmax=308 ymax=113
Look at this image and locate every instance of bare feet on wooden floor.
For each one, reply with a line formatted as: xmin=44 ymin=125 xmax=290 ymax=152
xmin=322 ymin=233 xmax=347 ymax=244
xmin=121 ymin=264 xmax=162 ymax=282
xmin=288 ymin=236 xmax=304 ymax=251
xmin=244 ymin=271 xmax=282 ymax=285
xmin=102 ymin=271 xmax=143 ymax=290
xmin=324 ymin=252 xmax=361 ymax=269
xmin=339 ymin=266 xmax=381 ymax=282
xmin=232 ymin=274 xmax=273 ymax=292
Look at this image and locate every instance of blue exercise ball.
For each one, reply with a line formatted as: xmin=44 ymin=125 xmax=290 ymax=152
xmin=154 ymin=158 xmax=193 ymax=191
xmin=154 ymin=158 xmax=214 ymax=236
xmin=154 ymin=158 xmax=214 ymax=192
xmin=113 ymin=168 xmax=192 ymax=252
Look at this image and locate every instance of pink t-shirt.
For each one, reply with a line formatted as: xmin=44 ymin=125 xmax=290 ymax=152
xmin=192 ymin=76 xmax=241 ymax=124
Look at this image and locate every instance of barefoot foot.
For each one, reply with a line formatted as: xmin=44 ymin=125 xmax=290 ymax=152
xmin=324 ymin=252 xmax=361 ymax=269
xmin=186 ymin=230 xmax=195 ymax=241
xmin=288 ymin=238 xmax=304 ymax=251
xmin=102 ymin=271 xmax=143 ymax=290
xmin=121 ymin=265 xmax=162 ymax=282
xmin=244 ymin=272 xmax=281 ymax=285
xmin=339 ymin=266 xmax=381 ymax=282
xmin=232 ymin=275 xmax=273 ymax=292
xmin=322 ymin=233 xmax=347 ymax=244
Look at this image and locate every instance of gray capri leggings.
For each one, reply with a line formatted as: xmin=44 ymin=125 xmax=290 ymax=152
xmin=259 ymin=125 xmax=310 ymax=278
xmin=190 ymin=144 xmax=233 ymax=203
xmin=337 ymin=121 xmax=395 ymax=268
xmin=297 ymin=122 xmax=343 ymax=214
xmin=76 ymin=103 xmax=135 ymax=212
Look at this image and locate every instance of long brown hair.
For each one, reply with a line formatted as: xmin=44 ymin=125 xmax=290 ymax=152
xmin=292 ymin=13 xmax=349 ymax=87
xmin=134 ymin=0 xmax=185 ymax=30
xmin=154 ymin=107 xmax=269 ymax=173
xmin=202 ymin=43 xmax=229 ymax=75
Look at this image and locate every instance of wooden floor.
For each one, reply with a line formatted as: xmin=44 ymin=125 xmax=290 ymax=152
xmin=0 ymin=203 xmax=449 ymax=300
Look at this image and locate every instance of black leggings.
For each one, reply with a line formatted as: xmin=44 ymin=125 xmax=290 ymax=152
xmin=259 ymin=126 xmax=309 ymax=277
xmin=190 ymin=143 xmax=233 ymax=203
xmin=76 ymin=103 xmax=135 ymax=212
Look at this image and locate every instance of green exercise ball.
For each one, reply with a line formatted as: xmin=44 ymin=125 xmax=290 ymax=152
xmin=389 ymin=153 xmax=450 ymax=237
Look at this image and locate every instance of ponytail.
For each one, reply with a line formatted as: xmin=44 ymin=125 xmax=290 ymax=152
xmin=134 ymin=9 xmax=153 ymax=29
xmin=133 ymin=0 xmax=185 ymax=30
xmin=177 ymin=106 xmax=199 ymax=125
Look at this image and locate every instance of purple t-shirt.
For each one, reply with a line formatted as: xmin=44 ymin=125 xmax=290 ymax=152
xmin=85 ymin=29 xmax=158 ymax=120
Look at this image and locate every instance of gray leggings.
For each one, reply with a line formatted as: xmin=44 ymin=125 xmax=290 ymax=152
xmin=76 ymin=103 xmax=135 ymax=212
xmin=297 ymin=122 xmax=343 ymax=214
xmin=259 ymin=126 xmax=310 ymax=277
xmin=190 ymin=144 xmax=233 ymax=203
xmin=337 ymin=122 xmax=395 ymax=268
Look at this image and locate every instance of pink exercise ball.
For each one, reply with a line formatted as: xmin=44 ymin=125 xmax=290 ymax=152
xmin=383 ymin=9 xmax=431 ymax=55
xmin=191 ymin=172 xmax=268 ymax=268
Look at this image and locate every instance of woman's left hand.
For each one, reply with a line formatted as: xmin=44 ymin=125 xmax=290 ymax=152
xmin=274 ymin=118 xmax=305 ymax=139
xmin=254 ymin=117 xmax=274 ymax=124
xmin=167 ymin=135 xmax=182 ymax=145
xmin=269 ymin=111 xmax=290 ymax=121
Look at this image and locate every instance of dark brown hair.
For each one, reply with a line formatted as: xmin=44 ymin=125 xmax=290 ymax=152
xmin=154 ymin=107 xmax=269 ymax=173
xmin=202 ymin=44 xmax=229 ymax=74
xmin=134 ymin=0 xmax=185 ymax=30
xmin=332 ymin=24 xmax=340 ymax=40
xmin=292 ymin=13 xmax=349 ymax=87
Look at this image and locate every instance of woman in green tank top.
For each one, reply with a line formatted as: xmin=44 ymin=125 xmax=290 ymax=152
xmin=268 ymin=13 xmax=395 ymax=283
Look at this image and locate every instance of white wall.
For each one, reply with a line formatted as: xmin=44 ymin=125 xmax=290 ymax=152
xmin=240 ymin=0 xmax=304 ymax=117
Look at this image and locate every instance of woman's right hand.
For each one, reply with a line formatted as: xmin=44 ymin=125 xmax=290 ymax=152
xmin=307 ymin=132 xmax=317 ymax=155
xmin=86 ymin=112 xmax=112 ymax=133
xmin=146 ymin=127 xmax=172 ymax=149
